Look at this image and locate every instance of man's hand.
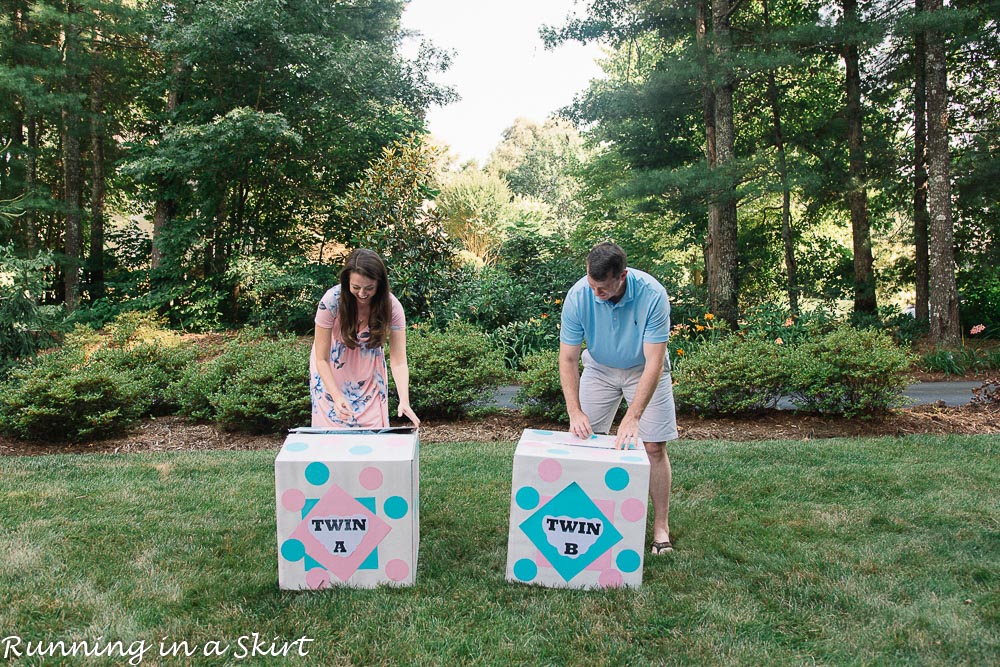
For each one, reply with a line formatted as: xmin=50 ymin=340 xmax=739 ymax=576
xmin=568 ymin=408 xmax=594 ymax=440
xmin=614 ymin=414 xmax=641 ymax=450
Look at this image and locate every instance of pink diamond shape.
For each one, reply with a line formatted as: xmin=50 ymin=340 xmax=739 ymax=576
xmin=290 ymin=484 xmax=391 ymax=582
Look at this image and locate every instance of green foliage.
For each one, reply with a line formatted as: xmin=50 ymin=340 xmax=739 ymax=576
xmin=0 ymin=348 xmax=148 ymax=442
xmin=920 ymin=343 xmax=1000 ymax=376
xmin=0 ymin=311 xmax=196 ymax=441
xmin=229 ymin=257 xmax=336 ymax=334
xmin=673 ymin=335 xmax=788 ymax=417
xmin=513 ymin=349 xmax=570 ymax=423
xmin=333 ymin=135 xmax=459 ymax=321
xmin=395 ymin=321 xmax=509 ymax=418
xmin=0 ymin=246 xmax=60 ymax=376
xmin=491 ymin=316 xmax=561 ymax=371
xmin=436 ymin=168 xmax=515 ymax=263
xmin=737 ymin=303 xmax=839 ymax=346
xmin=167 ymin=331 xmax=310 ymax=432
xmin=786 ymin=327 xmax=912 ymax=417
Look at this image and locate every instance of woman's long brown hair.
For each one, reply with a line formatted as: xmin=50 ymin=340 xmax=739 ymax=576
xmin=337 ymin=249 xmax=392 ymax=349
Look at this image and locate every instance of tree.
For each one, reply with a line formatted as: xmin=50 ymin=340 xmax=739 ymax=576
xmin=924 ymin=0 xmax=959 ymax=343
xmin=436 ymin=168 xmax=515 ymax=265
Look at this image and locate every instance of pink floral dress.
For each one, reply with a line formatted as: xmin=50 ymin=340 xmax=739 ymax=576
xmin=309 ymin=285 xmax=405 ymax=428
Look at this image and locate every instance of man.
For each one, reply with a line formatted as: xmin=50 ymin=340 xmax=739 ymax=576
xmin=559 ymin=242 xmax=678 ymax=555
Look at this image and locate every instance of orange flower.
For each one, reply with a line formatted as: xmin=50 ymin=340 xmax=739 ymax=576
xmin=554 ymin=299 xmax=563 ymax=305
xmin=695 ymin=325 xmax=705 ymax=332
xmin=704 ymin=313 xmax=714 ymax=321
xmin=676 ymin=349 xmax=685 ymax=356
xmin=774 ymin=337 xmax=784 ymax=345
xmin=784 ymin=317 xmax=794 ymax=327
xmin=541 ymin=313 xmax=549 ymax=319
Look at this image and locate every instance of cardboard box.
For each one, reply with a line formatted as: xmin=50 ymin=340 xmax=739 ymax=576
xmin=275 ymin=428 xmax=419 ymax=589
xmin=506 ymin=429 xmax=650 ymax=589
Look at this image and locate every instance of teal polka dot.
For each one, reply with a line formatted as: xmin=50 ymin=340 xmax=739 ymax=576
xmin=513 ymin=558 xmax=537 ymax=582
xmin=285 ymin=441 xmax=309 ymax=452
xmin=350 ymin=445 xmax=373 ymax=455
xmin=605 ymin=467 xmax=630 ymax=491
xmin=621 ymin=455 xmax=645 ymax=462
xmin=384 ymin=496 xmax=408 ymax=519
xmin=515 ymin=486 xmax=540 ymax=510
xmin=304 ymin=462 xmax=330 ymax=485
xmin=281 ymin=539 xmax=305 ymax=562
xmin=532 ymin=430 xmax=554 ymax=436
xmin=616 ymin=549 xmax=641 ymax=573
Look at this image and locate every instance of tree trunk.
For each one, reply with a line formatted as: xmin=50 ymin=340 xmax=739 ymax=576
xmin=24 ymin=115 xmax=38 ymax=257
xmin=152 ymin=60 xmax=184 ymax=271
xmin=696 ymin=0 xmax=721 ymax=317
xmin=925 ymin=0 xmax=960 ymax=344
xmin=763 ymin=0 xmax=798 ymax=314
xmin=61 ymin=7 xmax=83 ymax=312
xmin=842 ymin=0 xmax=877 ymax=315
xmin=89 ymin=54 xmax=106 ymax=300
xmin=913 ymin=0 xmax=930 ymax=322
xmin=710 ymin=0 xmax=739 ymax=327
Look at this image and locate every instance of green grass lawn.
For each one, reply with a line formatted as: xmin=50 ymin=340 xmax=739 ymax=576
xmin=1 ymin=435 xmax=997 ymax=666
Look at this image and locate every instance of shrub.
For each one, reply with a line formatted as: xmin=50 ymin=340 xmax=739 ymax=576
xmin=673 ymin=335 xmax=788 ymax=416
xmin=0 ymin=347 xmax=149 ymax=442
xmin=491 ymin=316 xmax=561 ymax=370
xmin=229 ymin=257 xmax=335 ymax=334
xmin=0 ymin=312 xmax=198 ymax=441
xmin=786 ymin=326 xmax=912 ymax=417
xmin=167 ymin=330 xmax=310 ymax=432
xmin=0 ymin=245 xmax=60 ymax=377
xmin=514 ymin=349 xmax=571 ymax=423
xmin=394 ymin=320 xmax=509 ymax=418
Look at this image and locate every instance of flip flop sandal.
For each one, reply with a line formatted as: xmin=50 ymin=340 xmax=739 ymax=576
xmin=650 ymin=540 xmax=674 ymax=555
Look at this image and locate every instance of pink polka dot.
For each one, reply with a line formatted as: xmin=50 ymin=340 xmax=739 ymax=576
xmin=359 ymin=466 xmax=384 ymax=490
xmin=385 ymin=559 xmax=410 ymax=582
xmin=281 ymin=489 xmax=306 ymax=512
xmin=621 ymin=498 xmax=646 ymax=522
xmin=598 ymin=569 xmax=624 ymax=588
xmin=306 ymin=569 xmax=331 ymax=589
xmin=537 ymin=458 xmax=562 ymax=482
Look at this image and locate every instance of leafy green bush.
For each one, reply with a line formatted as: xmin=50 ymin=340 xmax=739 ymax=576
xmin=0 ymin=347 xmax=149 ymax=442
xmin=167 ymin=330 xmax=310 ymax=432
xmin=0 ymin=245 xmax=60 ymax=377
xmin=673 ymin=335 xmax=788 ymax=416
xmin=514 ymin=349 xmax=571 ymax=422
xmin=738 ymin=302 xmax=838 ymax=346
xmin=394 ymin=320 xmax=509 ymax=418
xmin=786 ymin=326 xmax=912 ymax=417
xmin=491 ymin=316 xmax=561 ymax=370
xmin=0 ymin=312 xmax=198 ymax=441
xmin=229 ymin=257 xmax=335 ymax=334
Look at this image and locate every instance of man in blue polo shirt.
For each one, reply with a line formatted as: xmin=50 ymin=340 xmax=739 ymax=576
xmin=559 ymin=242 xmax=678 ymax=555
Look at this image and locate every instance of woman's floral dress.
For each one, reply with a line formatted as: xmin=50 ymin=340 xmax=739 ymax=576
xmin=309 ymin=285 xmax=405 ymax=428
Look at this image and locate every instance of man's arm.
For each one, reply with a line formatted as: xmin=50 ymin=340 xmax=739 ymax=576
xmin=614 ymin=340 xmax=666 ymax=449
xmin=559 ymin=342 xmax=592 ymax=439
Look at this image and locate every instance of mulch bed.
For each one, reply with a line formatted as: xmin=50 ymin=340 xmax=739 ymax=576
xmin=1 ymin=404 xmax=996 ymax=457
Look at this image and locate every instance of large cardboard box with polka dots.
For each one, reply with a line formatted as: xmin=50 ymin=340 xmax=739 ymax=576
xmin=275 ymin=428 xmax=418 ymax=589
xmin=506 ymin=429 xmax=650 ymax=589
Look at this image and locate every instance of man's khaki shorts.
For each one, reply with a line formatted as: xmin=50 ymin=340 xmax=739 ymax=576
xmin=579 ymin=349 xmax=678 ymax=443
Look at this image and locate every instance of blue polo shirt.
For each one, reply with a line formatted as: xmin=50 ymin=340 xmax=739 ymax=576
xmin=560 ymin=268 xmax=671 ymax=369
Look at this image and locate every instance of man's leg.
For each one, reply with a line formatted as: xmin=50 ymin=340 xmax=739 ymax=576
xmin=643 ymin=441 xmax=671 ymax=545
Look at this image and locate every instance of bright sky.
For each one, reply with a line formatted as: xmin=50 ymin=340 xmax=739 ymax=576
xmin=401 ymin=0 xmax=603 ymax=165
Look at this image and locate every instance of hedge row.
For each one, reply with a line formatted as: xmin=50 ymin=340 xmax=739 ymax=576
xmin=0 ymin=315 xmax=912 ymax=443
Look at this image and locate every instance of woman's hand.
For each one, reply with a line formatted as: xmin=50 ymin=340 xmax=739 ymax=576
xmin=327 ymin=392 xmax=353 ymax=421
xmin=397 ymin=402 xmax=420 ymax=426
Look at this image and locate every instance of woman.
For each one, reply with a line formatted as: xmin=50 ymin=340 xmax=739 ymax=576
xmin=310 ymin=248 xmax=420 ymax=428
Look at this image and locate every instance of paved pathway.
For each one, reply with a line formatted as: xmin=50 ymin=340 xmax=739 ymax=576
xmin=490 ymin=381 xmax=983 ymax=410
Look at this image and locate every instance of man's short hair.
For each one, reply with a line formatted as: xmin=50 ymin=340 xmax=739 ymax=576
xmin=586 ymin=242 xmax=627 ymax=281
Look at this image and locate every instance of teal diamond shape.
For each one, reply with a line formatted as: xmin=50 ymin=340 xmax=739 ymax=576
xmin=519 ymin=482 xmax=622 ymax=582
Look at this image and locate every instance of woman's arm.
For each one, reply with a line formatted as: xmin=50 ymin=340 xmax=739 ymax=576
xmin=314 ymin=325 xmax=353 ymax=421
xmin=388 ymin=327 xmax=420 ymax=426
